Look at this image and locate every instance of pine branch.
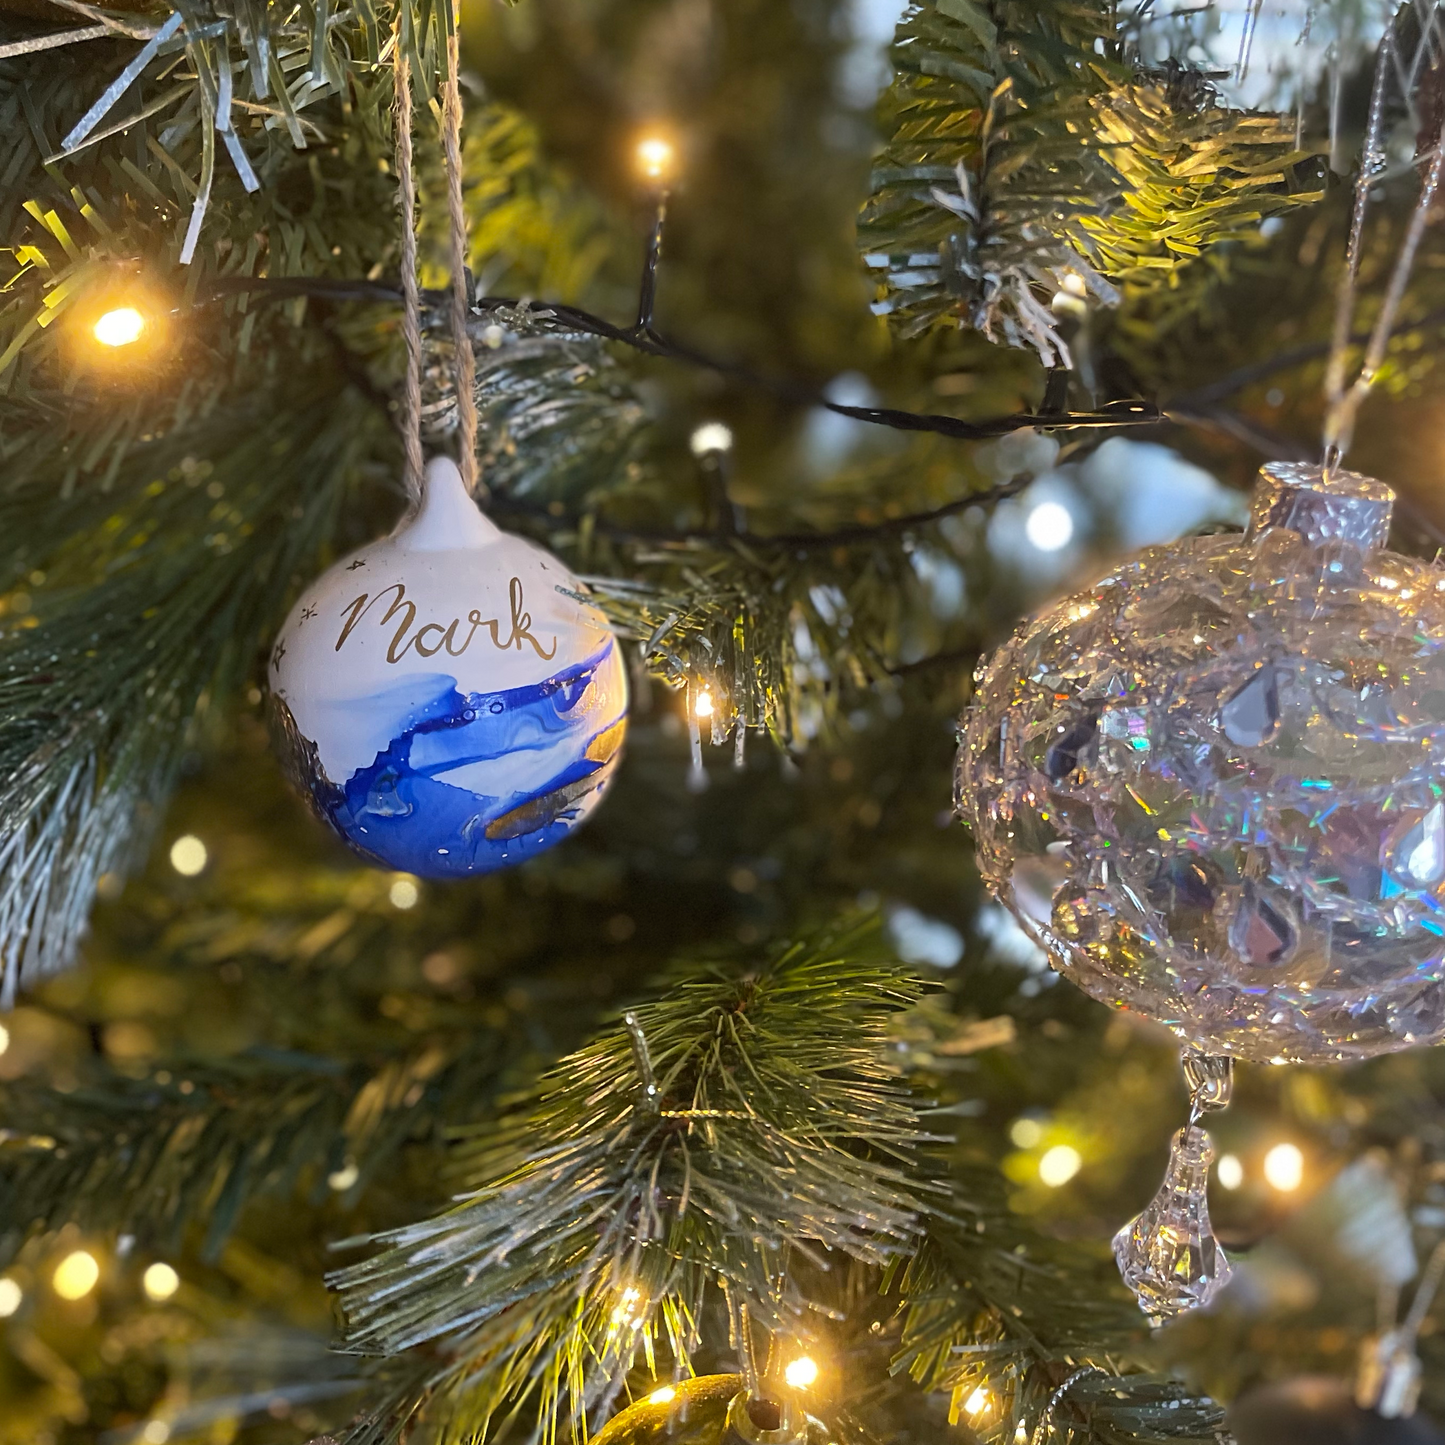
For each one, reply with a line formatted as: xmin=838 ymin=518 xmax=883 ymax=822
xmin=859 ymin=1 xmax=1320 ymax=364
xmin=329 ymin=920 xmax=929 ymax=1445
xmin=0 ymin=1020 xmax=518 ymax=1269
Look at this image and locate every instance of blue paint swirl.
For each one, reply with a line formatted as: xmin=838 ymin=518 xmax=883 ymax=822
xmin=307 ymin=641 xmax=626 ymax=876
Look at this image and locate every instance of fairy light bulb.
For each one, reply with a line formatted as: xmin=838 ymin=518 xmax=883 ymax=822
xmin=53 ymin=1250 xmax=99 ymax=1300
xmin=784 ymin=1356 xmax=819 ymax=1389
xmin=694 ymin=689 xmax=714 ymax=719
xmin=93 ymin=306 xmax=145 ymax=347
xmin=1038 ymin=1144 xmax=1082 ymax=1187
xmin=1263 ymin=1141 xmax=1304 ymax=1192
xmin=964 ymin=1386 xmax=991 ymax=1417
xmin=636 ymin=136 xmax=675 ymax=182
xmin=142 ymin=1263 xmax=179 ymax=1301
xmin=1216 ymin=1153 xmax=1244 ymax=1190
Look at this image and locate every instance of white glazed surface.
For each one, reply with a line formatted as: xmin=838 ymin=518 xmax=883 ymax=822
xmin=271 ymin=457 xmax=627 ymax=875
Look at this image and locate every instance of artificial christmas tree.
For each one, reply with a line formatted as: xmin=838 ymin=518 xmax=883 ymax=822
xmin=6 ymin=1 xmax=1445 ymax=1443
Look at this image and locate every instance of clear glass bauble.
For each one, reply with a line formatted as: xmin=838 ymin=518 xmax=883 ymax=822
xmin=957 ymin=462 xmax=1445 ymax=1063
xmin=270 ymin=457 xmax=627 ymax=877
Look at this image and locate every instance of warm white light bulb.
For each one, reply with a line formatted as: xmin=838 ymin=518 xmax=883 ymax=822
xmin=0 ymin=1021 xmax=9 ymax=1057
xmin=143 ymin=1263 xmax=179 ymax=1301
xmin=964 ymin=1386 xmax=991 ymax=1417
xmin=93 ymin=306 xmax=145 ymax=347
xmin=1216 ymin=1153 xmax=1244 ymax=1190
xmin=636 ymin=137 xmax=674 ymax=180
xmin=53 ymin=1250 xmax=100 ymax=1300
xmin=0 ymin=1278 xmax=21 ymax=1318
xmin=1024 ymin=500 xmax=1074 ymax=552
xmin=1264 ymin=1142 xmax=1304 ymax=1192
xmin=690 ymin=421 xmax=734 ymax=457
xmin=784 ymin=1356 xmax=819 ymax=1389
xmin=694 ymin=690 xmax=714 ymax=719
xmin=169 ymin=835 xmax=207 ymax=876
xmin=1009 ymin=1117 xmax=1043 ymax=1149
xmin=1038 ymin=1144 xmax=1082 ymax=1187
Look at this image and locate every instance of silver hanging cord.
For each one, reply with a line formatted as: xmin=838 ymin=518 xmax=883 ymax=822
xmin=441 ymin=16 xmax=480 ymax=497
xmin=1323 ymin=28 xmax=1445 ymax=468
xmin=392 ymin=26 xmax=424 ymax=508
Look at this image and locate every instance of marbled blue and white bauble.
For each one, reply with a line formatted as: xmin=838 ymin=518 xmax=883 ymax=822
xmin=270 ymin=457 xmax=627 ymax=876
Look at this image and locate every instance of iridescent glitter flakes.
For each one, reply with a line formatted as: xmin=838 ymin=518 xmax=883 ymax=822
xmin=958 ymin=462 xmax=1445 ymax=1065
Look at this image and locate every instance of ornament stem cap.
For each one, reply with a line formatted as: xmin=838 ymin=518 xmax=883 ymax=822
xmin=401 ymin=455 xmax=502 ymax=551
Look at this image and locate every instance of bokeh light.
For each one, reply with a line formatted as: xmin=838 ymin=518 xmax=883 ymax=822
xmin=1009 ymin=1117 xmax=1043 ymax=1149
xmin=1264 ymin=1142 xmax=1304 ymax=1192
xmin=0 ymin=1278 xmax=21 ymax=1317
xmin=143 ymin=1263 xmax=179 ymax=1301
xmin=636 ymin=136 xmax=674 ymax=181
xmin=169 ymin=835 xmax=207 ymax=876
xmin=53 ymin=1250 xmax=99 ymax=1300
xmin=1024 ymin=500 xmax=1075 ymax=552
xmin=1038 ymin=1144 xmax=1082 ymax=1187
xmin=1217 ymin=1153 xmax=1244 ymax=1190
xmin=389 ymin=876 xmax=419 ymax=909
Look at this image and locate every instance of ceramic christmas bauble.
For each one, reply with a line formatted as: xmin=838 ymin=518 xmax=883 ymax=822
xmin=957 ymin=462 xmax=1445 ymax=1064
xmin=270 ymin=457 xmax=627 ymax=876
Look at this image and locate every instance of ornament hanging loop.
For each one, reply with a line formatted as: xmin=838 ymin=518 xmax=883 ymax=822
xmin=1183 ymin=1049 xmax=1233 ymax=1123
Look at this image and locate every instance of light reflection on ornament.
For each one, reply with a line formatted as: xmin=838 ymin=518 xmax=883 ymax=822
xmin=647 ymin=1386 xmax=676 ymax=1406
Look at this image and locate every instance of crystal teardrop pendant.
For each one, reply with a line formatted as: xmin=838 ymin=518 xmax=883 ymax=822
xmin=1112 ymin=1124 xmax=1231 ymax=1324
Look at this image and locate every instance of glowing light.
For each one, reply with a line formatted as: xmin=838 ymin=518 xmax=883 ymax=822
xmin=1217 ymin=1154 xmax=1244 ymax=1190
xmin=0 ymin=1278 xmax=21 ymax=1317
xmin=1038 ymin=1144 xmax=1082 ymax=1187
xmin=784 ymin=1356 xmax=819 ymax=1389
xmin=1009 ymin=1117 xmax=1043 ymax=1149
xmin=142 ymin=1263 xmax=179 ymax=1301
xmin=169 ymin=834 xmax=207 ymax=876
xmin=610 ymin=1286 xmax=644 ymax=1325
xmin=328 ymin=1161 xmax=360 ymax=1191
xmin=694 ymin=690 xmax=714 ymax=719
xmin=636 ymin=136 xmax=674 ymax=181
xmin=93 ymin=306 xmax=145 ymax=347
xmin=53 ymin=1250 xmax=100 ymax=1300
xmin=964 ymin=1387 xmax=991 ymax=1418
xmin=690 ymin=421 xmax=734 ymax=456
xmin=1060 ymin=272 xmax=1088 ymax=298
xmin=1024 ymin=501 xmax=1075 ymax=552
xmin=0 ymin=1021 xmax=8 ymax=1056
xmin=142 ymin=1423 xmax=171 ymax=1445
xmin=1264 ymin=1142 xmax=1304 ymax=1192
xmin=648 ymin=1386 xmax=677 ymax=1406
xmin=389 ymin=876 xmax=419 ymax=909
xmin=1015 ymin=1424 xmax=1028 ymax=1445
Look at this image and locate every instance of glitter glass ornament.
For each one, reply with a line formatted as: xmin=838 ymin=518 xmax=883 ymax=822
xmin=958 ymin=462 xmax=1445 ymax=1064
xmin=592 ymin=1375 xmax=826 ymax=1445
xmin=271 ymin=457 xmax=627 ymax=876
